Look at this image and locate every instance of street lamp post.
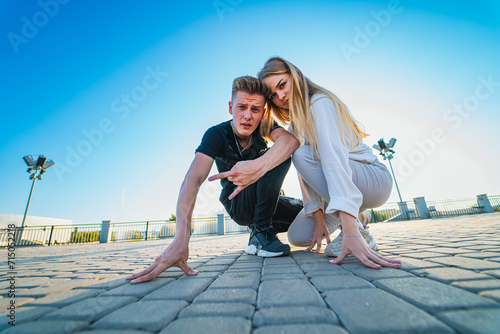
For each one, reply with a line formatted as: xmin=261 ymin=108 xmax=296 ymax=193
xmin=18 ymin=155 xmax=55 ymax=244
xmin=372 ymin=138 xmax=403 ymax=202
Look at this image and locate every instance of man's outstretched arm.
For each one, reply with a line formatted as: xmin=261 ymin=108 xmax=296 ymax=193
xmin=127 ymin=153 xmax=214 ymax=283
xmin=209 ymin=128 xmax=299 ymax=199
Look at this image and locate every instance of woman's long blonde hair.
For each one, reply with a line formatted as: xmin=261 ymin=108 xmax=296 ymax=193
xmin=258 ymin=57 xmax=367 ymax=157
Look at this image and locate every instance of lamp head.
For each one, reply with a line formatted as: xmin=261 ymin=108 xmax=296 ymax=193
xmin=43 ymin=160 xmax=55 ymax=169
xmin=378 ymin=139 xmax=387 ymax=150
xmin=36 ymin=155 xmax=47 ymax=168
xmin=388 ymin=138 xmax=397 ymax=148
xmin=23 ymin=155 xmax=35 ymax=167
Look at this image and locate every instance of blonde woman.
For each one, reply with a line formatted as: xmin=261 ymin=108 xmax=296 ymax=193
xmin=258 ymin=57 xmax=400 ymax=269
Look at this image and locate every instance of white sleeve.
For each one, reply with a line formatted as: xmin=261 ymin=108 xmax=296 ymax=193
xmin=311 ymin=97 xmax=362 ymax=218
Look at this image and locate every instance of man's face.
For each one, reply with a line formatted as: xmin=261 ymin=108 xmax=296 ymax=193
xmin=229 ymin=91 xmax=266 ymax=139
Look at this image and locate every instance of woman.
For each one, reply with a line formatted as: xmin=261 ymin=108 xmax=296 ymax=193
xmin=258 ymin=57 xmax=400 ymax=269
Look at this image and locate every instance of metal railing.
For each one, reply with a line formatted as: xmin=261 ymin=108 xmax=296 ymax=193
xmin=2 ymin=223 xmax=102 ymax=247
xmin=1 ymin=216 xmax=248 ymax=247
xmin=3 ymin=195 xmax=498 ymax=247
xmin=371 ymin=194 xmax=499 ymax=222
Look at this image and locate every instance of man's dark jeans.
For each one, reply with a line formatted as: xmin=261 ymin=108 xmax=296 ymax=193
xmin=222 ymin=157 xmax=303 ymax=233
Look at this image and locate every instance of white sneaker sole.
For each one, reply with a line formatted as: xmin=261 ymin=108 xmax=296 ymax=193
xmin=245 ymin=244 xmax=284 ymax=257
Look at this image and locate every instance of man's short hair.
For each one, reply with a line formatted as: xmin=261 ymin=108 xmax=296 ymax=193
xmin=231 ymin=75 xmax=271 ymax=101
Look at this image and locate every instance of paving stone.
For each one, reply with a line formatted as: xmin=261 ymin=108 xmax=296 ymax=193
xmin=410 ymin=267 xmax=492 ymax=283
xmin=260 ymin=274 xmax=308 ymax=281
xmin=253 ymin=306 xmax=339 ymax=326
xmin=481 ymin=269 xmax=500 ymax=279
xmin=298 ymin=261 xmax=352 ymax=274
xmin=178 ymin=302 xmax=254 ymax=318
xmin=373 ymin=277 xmax=499 ymax=313
xmin=9 ymin=277 xmax=50 ymax=289
xmin=254 ymin=324 xmax=348 ymax=334
xmin=209 ymin=271 xmax=260 ymax=289
xmin=400 ymin=251 xmax=453 ymax=259
xmin=399 ymin=257 xmax=446 ymax=271
xmin=100 ymin=278 xmax=174 ymax=297
xmin=91 ymin=300 xmax=187 ymax=332
xmin=458 ymin=251 xmax=500 ymax=259
xmin=15 ymin=279 xmax=97 ymax=297
xmin=41 ymin=296 xmax=137 ymax=322
xmin=0 ymin=320 xmax=89 ymax=334
xmin=74 ymin=276 xmax=130 ymax=290
xmin=193 ymin=288 xmax=256 ymax=304
xmin=430 ymin=247 xmax=481 ymax=255
xmin=0 ymin=297 xmax=34 ymax=308
xmin=80 ymin=331 xmax=151 ymax=334
xmin=437 ymin=308 xmax=500 ymax=334
xmin=428 ymin=256 xmax=500 ymax=270
xmin=0 ymin=306 xmax=56 ymax=331
xmin=204 ymin=257 xmax=237 ymax=266
xmin=323 ymin=288 xmax=454 ymax=333
xmin=227 ymin=262 xmax=262 ymax=270
xmin=479 ymin=290 xmax=500 ymax=302
xmin=263 ymin=257 xmax=297 ymax=265
xmin=195 ymin=264 xmax=230 ymax=272
xmin=341 ymin=263 xmax=415 ymax=281
xmin=160 ymin=316 xmax=251 ymax=334
xmin=304 ymin=269 xmax=354 ymax=278
xmin=310 ymin=275 xmax=374 ymax=292
xmin=261 ymin=266 xmax=303 ymax=276
xmin=25 ymin=288 xmax=106 ymax=307
xmin=450 ymin=279 xmax=500 ymax=292
xmin=258 ymin=279 xmax=325 ymax=308
xmin=142 ymin=277 xmax=214 ymax=301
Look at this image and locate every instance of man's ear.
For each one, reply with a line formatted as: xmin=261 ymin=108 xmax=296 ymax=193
xmin=228 ymin=101 xmax=233 ymax=115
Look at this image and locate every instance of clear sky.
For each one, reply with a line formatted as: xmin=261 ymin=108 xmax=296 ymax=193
xmin=1 ymin=0 xmax=499 ymax=224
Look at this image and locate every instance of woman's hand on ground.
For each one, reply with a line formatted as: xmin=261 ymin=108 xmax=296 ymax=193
xmin=305 ymin=211 xmax=331 ymax=253
xmin=126 ymin=239 xmax=198 ymax=283
xmin=329 ymin=235 xmax=400 ymax=269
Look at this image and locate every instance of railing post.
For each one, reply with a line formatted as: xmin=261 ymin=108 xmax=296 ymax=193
xmin=100 ymin=220 xmax=112 ymax=243
xmin=145 ymin=221 xmax=149 ymax=241
xmin=370 ymin=209 xmax=377 ymax=223
xmin=217 ymin=214 xmax=225 ymax=235
xmin=477 ymin=194 xmax=494 ymax=213
xmin=397 ymin=202 xmax=410 ymax=220
xmin=47 ymin=226 xmax=55 ymax=246
xmin=414 ymin=197 xmax=431 ymax=219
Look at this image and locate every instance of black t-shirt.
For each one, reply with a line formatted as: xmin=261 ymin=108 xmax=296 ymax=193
xmin=196 ymin=120 xmax=280 ymax=204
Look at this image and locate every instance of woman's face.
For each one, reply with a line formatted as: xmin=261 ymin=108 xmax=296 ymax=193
xmin=263 ymin=73 xmax=291 ymax=110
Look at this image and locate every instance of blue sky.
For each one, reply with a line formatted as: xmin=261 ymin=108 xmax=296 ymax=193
xmin=1 ymin=0 xmax=499 ymax=224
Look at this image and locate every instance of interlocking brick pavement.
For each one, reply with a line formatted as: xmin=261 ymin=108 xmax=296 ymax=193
xmin=2 ymin=213 xmax=500 ymax=333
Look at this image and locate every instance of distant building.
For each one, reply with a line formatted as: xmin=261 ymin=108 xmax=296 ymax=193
xmin=0 ymin=213 xmax=73 ymax=229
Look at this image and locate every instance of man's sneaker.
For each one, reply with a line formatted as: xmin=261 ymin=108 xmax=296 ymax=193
xmin=324 ymin=221 xmax=378 ymax=257
xmin=245 ymin=229 xmax=290 ymax=257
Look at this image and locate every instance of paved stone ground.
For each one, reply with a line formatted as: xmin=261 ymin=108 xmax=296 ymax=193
xmin=2 ymin=213 xmax=500 ymax=333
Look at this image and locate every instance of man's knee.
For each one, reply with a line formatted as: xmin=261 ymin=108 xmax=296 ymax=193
xmin=229 ymin=212 xmax=253 ymax=226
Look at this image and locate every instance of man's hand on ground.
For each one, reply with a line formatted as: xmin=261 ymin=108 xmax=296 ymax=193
xmin=126 ymin=239 xmax=198 ymax=283
xmin=209 ymin=160 xmax=265 ymax=199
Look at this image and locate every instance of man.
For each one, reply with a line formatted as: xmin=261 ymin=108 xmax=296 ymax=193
xmin=127 ymin=76 xmax=302 ymax=283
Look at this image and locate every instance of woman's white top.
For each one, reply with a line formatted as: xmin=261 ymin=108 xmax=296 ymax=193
xmin=299 ymin=94 xmax=377 ymax=219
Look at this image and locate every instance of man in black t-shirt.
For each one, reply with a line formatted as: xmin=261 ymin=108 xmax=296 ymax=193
xmin=127 ymin=76 xmax=302 ymax=283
